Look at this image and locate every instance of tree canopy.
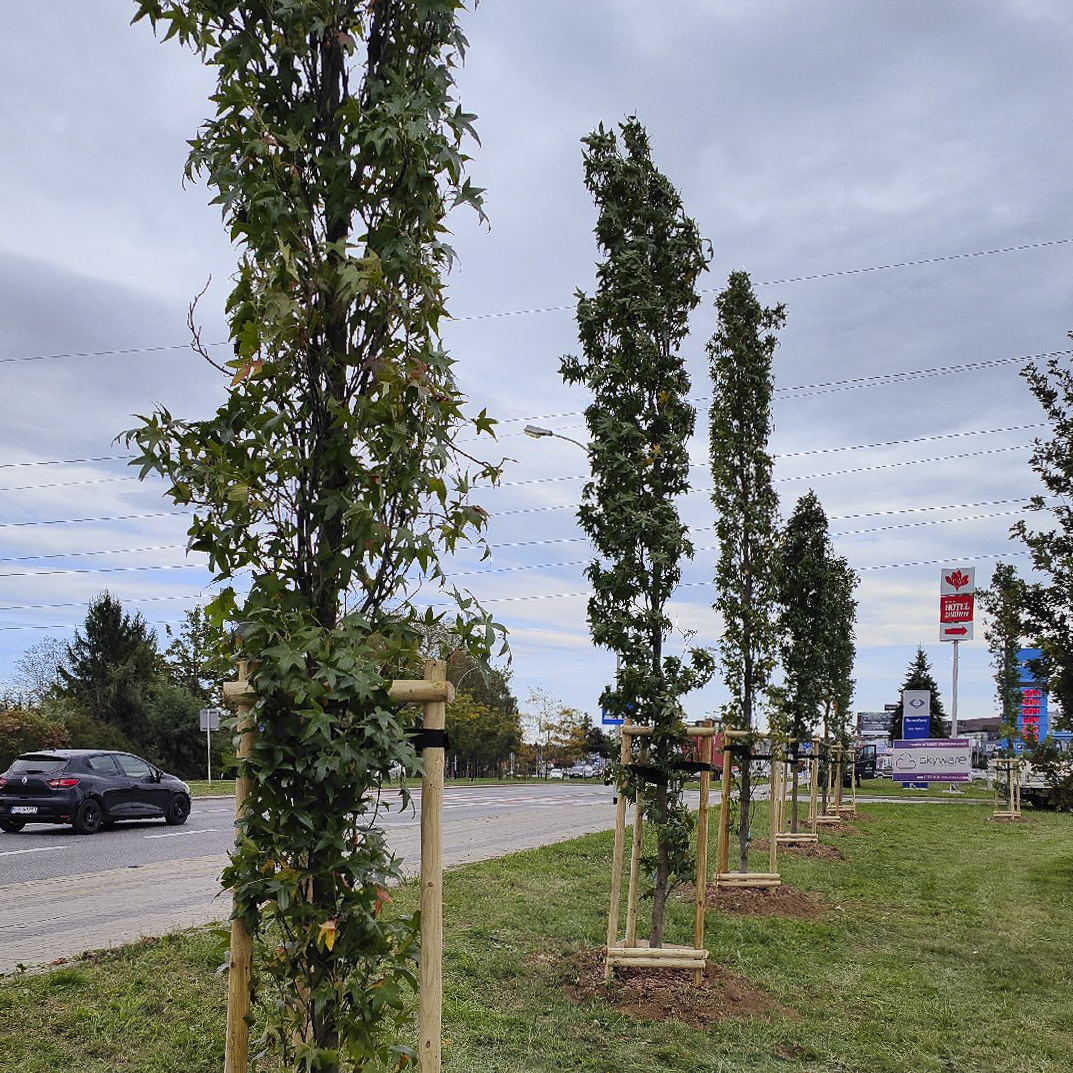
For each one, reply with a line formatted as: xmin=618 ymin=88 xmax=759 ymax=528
xmin=561 ymin=116 xmax=713 ymax=945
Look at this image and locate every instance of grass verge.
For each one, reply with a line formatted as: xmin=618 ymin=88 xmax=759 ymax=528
xmin=2 ymin=801 xmax=1070 ymax=1071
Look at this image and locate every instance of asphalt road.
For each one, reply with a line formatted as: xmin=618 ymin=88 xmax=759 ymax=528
xmin=0 ymin=782 xmax=631 ymax=972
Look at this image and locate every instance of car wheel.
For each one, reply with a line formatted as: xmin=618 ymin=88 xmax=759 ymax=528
xmin=73 ymin=798 xmax=104 ymax=835
xmin=0 ymin=817 xmax=26 ymax=833
xmin=165 ymin=793 xmax=190 ymax=826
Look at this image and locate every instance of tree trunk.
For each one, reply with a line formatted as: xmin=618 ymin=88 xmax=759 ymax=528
xmin=738 ymin=759 xmax=751 ymax=872
xmin=650 ymin=782 xmax=670 ymax=946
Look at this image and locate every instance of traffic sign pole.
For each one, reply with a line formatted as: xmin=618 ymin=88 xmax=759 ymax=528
xmin=951 ymin=639 xmax=959 ymax=739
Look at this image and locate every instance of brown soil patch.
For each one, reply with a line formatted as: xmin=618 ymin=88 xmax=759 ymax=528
xmin=987 ymin=814 xmax=1029 ymax=824
xmin=754 ymin=837 xmax=845 ymax=861
xmin=706 ymin=883 xmax=829 ymax=920
xmin=813 ymin=820 xmax=859 ymax=835
xmin=565 ymin=948 xmax=789 ymax=1027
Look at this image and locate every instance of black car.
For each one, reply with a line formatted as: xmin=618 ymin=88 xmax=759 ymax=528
xmin=0 ymin=750 xmax=191 ymax=835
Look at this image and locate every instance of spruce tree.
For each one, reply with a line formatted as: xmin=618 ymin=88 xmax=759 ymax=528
xmin=59 ymin=591 xmax=159 ymax=744
xmin=886 ymin=646 xmax=949 ymax=739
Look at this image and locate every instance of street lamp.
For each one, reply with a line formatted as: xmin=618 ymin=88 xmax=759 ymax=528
xmin=523 ymin=424 xmax=587 ymax=450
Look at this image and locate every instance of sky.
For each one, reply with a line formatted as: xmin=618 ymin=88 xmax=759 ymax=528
xmin=2 ymin=1 xmax=1072 ymax=732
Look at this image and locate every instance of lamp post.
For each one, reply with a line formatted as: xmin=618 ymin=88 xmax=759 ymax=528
xmin=523 ymin=424 xmax=587 ymax=451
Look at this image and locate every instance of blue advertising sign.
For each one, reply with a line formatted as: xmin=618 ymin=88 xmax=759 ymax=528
xmin=901 ymin=690 xmax=930 ymax=740
xmin=1015 ymin=648 xmax=1047 ymax=751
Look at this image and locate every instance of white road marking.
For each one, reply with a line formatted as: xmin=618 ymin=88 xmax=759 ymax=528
xmin=144 ymin=828 xmax=220 ymax=840
xmin=0 ymin=846 xmax=67 ymax=857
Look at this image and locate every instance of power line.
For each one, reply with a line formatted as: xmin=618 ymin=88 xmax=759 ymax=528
xmin=4 ymin=238 xmax=1071 ymax=364
xmin=0 ymin=511 xmax=191 ymax=529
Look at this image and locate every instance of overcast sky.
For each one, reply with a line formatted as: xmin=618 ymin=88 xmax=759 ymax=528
xmin=2 ymin=1 xmax=1072 ymax=732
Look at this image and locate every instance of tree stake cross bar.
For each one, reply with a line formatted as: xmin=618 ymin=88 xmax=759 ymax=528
xmin=222 ymin=659 xmax=455 ymax=1073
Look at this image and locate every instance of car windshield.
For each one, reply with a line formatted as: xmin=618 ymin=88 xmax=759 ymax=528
xmin=8 ymin=756 xmax=67 ymax=775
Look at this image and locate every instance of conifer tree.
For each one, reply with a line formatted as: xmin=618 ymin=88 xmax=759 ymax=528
xmin=60 ymin=591 xmax=158 ymax=743
xmin=886 ymin=646 xmax=949 ymax=740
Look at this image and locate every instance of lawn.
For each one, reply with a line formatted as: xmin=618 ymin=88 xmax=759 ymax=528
xmin=1 ymin=800 xmax=1069 ymax=1072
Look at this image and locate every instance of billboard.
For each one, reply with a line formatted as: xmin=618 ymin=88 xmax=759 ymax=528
xmin=1015 ymin=647 xmax=1048 ymax=749
xmin=892 ymin=739 xmax=972 ymax=782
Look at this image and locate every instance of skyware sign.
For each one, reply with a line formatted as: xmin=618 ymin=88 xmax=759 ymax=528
xmin=892 ymin=739 xmax=971 ymax=782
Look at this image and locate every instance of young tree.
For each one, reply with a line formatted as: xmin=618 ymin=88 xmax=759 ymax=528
xmin=886 ymin=647 xmax=949 ymax=740
xmin=560 ymin=117 xmax=714 ymax=945
xmin=707 ymin=269 xmax=785 ymax=870
xmin=1012 ymin=351 xmax=1073 ymax=727
xmin=58 ymin=592 xmax=159 ymax=745
xmin=819 ymin=553 xmax=859 ymax=787
xmin=778 ymin=492 xmax=833 ymax=827
xmin=162 ymin=605 xmax=231 ymax=705
xmin=127 ymin=4 xmax=495 ymax=1067
xmin=977 ymin=562 xmax=1027 ymax=750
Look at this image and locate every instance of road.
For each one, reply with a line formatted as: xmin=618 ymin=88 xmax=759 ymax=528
xmin=0 ymin=782 xmax=629 ymax=973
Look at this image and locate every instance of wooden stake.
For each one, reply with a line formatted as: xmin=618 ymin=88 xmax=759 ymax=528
xmin=716 ymin=736 xmax=732 ymax=878
xmin=624 ymin=738 xmax=647 ymax=947
xmin=223 ymin=663 xmax=256 ymax=1073
xmin=605 ymin=720 xmax=631 ymax=981
xmin=693 ymin=721 xmax=712 ymax=986
xmin=419 ymin=659 xmax=447 ymax=1073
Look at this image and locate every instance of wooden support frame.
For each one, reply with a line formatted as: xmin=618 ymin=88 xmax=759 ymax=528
xmin=222 ymin=660 xmax=456 ymax=1073
xmin=990 ymin=756 xmax=1023 ymax=820
xmin=605 ymin=721 xmax=716 ymax=984
xmin=713 ymin=728 xmax=781 ymax=890
xmin=809 ymin=737 xmax=842 ymax=827
xmin=773 ymin=736 xmax=819 ymax=846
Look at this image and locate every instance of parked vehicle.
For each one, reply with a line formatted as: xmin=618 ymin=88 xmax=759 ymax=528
xmin=0 ymin=750 xmax=191 ymax=835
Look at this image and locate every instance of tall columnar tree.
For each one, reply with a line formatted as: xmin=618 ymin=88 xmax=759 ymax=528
xmin=706 ymin=270 xmax=785 ymax=870
xmin=886 ymin=646 xmax=949 ymax=740
xmin=819 ymin=553 xmax=859 ymax=775
xmin=978 ymin=561 xmax=1028 ymax=750
xmin=1012 ymin=351 xmax=1073 ymax=726
xmin=59 ymin=592 xmax=159 ymax=743
xmin=778 ymin=491 xmax=833 ymax=826
xmin=127 ymin=4 xmax=495 ymax=1068
xmin=561 ymin=117 xmax=713 ymax=946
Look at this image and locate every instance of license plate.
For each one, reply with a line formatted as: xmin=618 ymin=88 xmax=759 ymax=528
xmin=10 ymin=806 xmax=37 ymax=815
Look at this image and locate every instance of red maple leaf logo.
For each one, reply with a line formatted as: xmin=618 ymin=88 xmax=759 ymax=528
xmin=945 ymin=569 xmax=970 ymax=590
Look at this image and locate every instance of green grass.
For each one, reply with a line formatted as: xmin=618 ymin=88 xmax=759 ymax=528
xmin=854 ymin=777 xmax=992 ymax=801
xmin=2 ymin=801 xmax=1070 ymax=1071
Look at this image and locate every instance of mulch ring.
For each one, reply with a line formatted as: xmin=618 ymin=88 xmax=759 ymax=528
xmin=752 ymin=837 xmax=845 ymax=861
xmin=987 ymin=814 xmax=1029 ymax=824
xmin=565 ymin=948 xmax=790 ymax=1027
xmin=705 ymin=882 xmax=829 ymax=920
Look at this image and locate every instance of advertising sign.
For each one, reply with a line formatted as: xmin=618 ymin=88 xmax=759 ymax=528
xmin=892 ymin=739 xmax=972 ymax=782
xmin=939 ymin=566 xmax=975 ymax=641
xmin=901 ymin=690 xmax=930 ymax=739
xmin=1015 ymin=647 xmax=1048 ymax=749
xmin=856 ymin=712 xmax=891 ymax=738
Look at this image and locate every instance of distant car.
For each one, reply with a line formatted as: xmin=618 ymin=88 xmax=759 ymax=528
xmin=547 ymin=768 xmax=565 ymax=779
xmin=0 ymin=750 xmax=191 ymax=835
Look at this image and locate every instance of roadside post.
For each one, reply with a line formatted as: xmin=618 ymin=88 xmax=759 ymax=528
xmin=199 ymin=706 xmax=223 ymax=783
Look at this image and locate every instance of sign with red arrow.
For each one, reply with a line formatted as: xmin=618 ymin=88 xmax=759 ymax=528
xmin=939 ymin=566 xmax=975 ymax=641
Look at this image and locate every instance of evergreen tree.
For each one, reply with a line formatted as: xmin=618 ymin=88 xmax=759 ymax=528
xmin=59 ymin=592 xmax=159 ymax=745
xmin=706 ymin=269 xmax=785 ymax=871
xmin=886 ymin=646 xmax=949 ymax=740
xmin=561 ymin=117 xmax=714 ymax=945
